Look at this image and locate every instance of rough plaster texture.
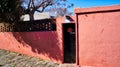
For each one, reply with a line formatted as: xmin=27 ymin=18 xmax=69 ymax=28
xmin=0 ymin=16 xmax=75 ymax=64
xmin=1 ymin=5 xmax=120 ymax=67
xmin=0 ymin=32 xmax=63 ymax=63
xmin=75 ymin=5 xmax=120 ymax=67
xmin=0 ymin=17 xmax=65 ymax=63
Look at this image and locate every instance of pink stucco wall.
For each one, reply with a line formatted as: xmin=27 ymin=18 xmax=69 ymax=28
xmin=75 ymin=5 xmax=120 ymax=67
xmin=0 ymin=16 xmax=76 ymax=63
xmin=1 ymin=5 xmax=120 ymax=67
xmin=0 ymin=31 xmax=63 ymax=63
xmin=0 ymin=18 xmax=63 ymax=63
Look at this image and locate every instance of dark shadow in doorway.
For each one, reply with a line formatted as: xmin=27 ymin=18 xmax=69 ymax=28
xmin=63 ymin=23 xmax=76 ymax=63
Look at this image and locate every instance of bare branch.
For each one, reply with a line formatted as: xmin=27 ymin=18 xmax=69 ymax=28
xmin=40 ymin=1 xmax=52 ymax=11
xmin=35 ymin=1 xmax=47 ymax=10
xmin=21 ymin=0 xmax=74 ymax=21
xmin=36 ymin=9 xmax=42 ymax=12
xmin=32 ymin=0 xmax=35 ymax=7
xmin=28 ymin=0 xmax=31 ymax=10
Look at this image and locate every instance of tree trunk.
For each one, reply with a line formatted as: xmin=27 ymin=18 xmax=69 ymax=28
xmin=29 ymin=11 xmax=34 ymax=22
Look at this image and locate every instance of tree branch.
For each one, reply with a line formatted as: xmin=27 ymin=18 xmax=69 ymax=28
xmin=36 ymin=1 xmax=53 ymax=12
xmin=36 ymin=9 xmax=42 ymax=12
xmin=41 ymin=2 xmax=52 ymax=12
xmin=35 ymin=1 xmax=47 ymax=10
xmin=31 ymin=0 xmax=35 ymax=8
xmin=28 ymin=0 xmax=31 ymax=10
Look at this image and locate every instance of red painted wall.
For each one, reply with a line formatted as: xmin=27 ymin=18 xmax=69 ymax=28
xmin=75 ymin=5 xmax=120 ymax=67
xmin=0 ymin=16 xmax=75 ymax=63
xmin=0 ymin=18 xmax=64 ymax=63
xmin=1 ymin=5 xmax=120 ymax=67
xmin=0 ymin=32 xmax=63 ymax=63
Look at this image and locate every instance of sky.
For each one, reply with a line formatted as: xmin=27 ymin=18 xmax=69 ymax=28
xmin=68 ymin=0 xmax=120 ymax=12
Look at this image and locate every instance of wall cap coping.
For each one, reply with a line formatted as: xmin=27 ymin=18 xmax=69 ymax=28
xmin=75 ymin=5 xmax=120 ymax=14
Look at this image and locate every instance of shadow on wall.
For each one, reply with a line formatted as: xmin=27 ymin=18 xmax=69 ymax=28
xmin=12 ymin=32 xmax=62 ymax=61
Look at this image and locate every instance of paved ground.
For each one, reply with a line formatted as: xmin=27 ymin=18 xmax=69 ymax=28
xmin=0 ymin=49 xmax=59 ymax=67
xmin=0 ymin=49 xmax=80 ymax=67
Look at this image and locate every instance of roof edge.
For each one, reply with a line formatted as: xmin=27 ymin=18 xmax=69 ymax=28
xmin=75 ymin=5 xmax=120 ymax=14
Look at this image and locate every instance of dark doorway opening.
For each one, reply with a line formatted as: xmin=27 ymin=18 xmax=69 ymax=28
xmin=63 ymin=23 xmax=76 ymax=63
